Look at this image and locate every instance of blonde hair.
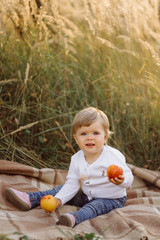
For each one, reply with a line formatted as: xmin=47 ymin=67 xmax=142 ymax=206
xmin=72 ymin=107 xmax=111 ymax=143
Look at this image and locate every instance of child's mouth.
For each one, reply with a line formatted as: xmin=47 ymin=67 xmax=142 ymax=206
xmin=86 ymin=143 xmax=95 ymax=147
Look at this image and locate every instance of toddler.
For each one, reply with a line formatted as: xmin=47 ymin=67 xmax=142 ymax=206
xmin=5 ymin=107 xmax=133 ymax=227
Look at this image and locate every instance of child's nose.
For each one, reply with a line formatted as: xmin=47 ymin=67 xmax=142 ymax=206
xmin=87 ymin=133 xmax=93 ymax=139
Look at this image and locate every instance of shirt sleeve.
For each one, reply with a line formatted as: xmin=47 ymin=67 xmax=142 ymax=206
xmin=118 ymin=156 xmax=134 ymax=188
xmin=54 ymin=157 xmax=80 ymax=205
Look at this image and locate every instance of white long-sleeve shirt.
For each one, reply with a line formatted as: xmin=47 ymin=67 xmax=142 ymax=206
xmin=55 ymin=145 xmax=134 ymax=205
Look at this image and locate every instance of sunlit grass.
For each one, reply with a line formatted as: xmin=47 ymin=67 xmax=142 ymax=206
xmin=0 ymin=0 xmax=159 ymax=170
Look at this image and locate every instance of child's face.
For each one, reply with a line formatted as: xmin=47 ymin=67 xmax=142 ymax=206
xmin=73 ymin=120 xmax=107 ymax=159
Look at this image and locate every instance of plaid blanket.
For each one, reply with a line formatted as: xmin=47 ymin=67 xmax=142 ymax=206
xmin=0 ymin=160 xmax=160 ymax=240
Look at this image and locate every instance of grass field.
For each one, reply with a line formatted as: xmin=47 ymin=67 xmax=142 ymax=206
xmin=0 ymin=0 xmax=160 ymax=170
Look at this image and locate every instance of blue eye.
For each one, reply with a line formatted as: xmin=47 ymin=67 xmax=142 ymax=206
xmin=81 ymin=132 xmax=86 ymax=136
xmin=94 ymin=132 xmax=99 ymax=135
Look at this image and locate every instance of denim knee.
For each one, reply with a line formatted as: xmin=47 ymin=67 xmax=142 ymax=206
xmin=70 ymin=196 xmax=126 ymax=225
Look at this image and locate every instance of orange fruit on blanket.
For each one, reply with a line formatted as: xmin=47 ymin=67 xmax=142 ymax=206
xmin=107 ymin=165 xmax=123 ymax=180
xmin=40 ymin=195 xmax=57 ymax=212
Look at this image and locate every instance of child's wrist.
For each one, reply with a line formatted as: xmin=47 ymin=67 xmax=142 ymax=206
xmin=55 ymin=198 xmax=62 ymax=207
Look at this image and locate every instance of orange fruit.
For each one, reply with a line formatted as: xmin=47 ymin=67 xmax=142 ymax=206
xmin=40 ymin=195 xmax=57 ymax=212
xmin=107 ymin=164 xmax=123 ymax=180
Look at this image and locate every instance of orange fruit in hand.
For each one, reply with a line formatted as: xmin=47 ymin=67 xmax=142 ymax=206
xmin=40 ymin=195 xmax=57 ymax=212
xmin=107 ymin=164 xmax=123 ymax=180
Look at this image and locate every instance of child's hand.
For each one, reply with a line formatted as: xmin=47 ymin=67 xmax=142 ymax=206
xmin=47 ymin=198 xmax=62 ymax=214
xmin=109 ymin=175 xmax=124 ymax=185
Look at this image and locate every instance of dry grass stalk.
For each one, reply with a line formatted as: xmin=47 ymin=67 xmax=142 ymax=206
xmin=82 ymin=0 xmax=160 ymax=43
xmin=97 ymin=37 xmax=139 ymax=58
xmin=24 ymin=63 xmax=30 ymax=85
xmin=1 ymin=121 xmax=39 ymax=139
xmin=142 ymin=41 xmax=160 ymax=66
xmin=0 ymin=79 xmax=20 ymax=85
xmin=55 ymin=121 xmax=75 ymax=153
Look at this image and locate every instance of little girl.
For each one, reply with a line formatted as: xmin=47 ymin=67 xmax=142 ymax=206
xmin=5 ymin=107 xmax=133 ymax=227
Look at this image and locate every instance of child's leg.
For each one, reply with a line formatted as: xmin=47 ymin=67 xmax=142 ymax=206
xmin=71 ymin=196 xmax=126 ymax=226
xmin=5 ymin=185 xmax=63 ymax=211
xmin=28 ymin=185 xmax=63 ymax=208
xmin=58 ymin=196 xmax=126 ymax=227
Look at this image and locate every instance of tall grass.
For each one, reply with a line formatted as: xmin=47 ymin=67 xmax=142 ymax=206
xmin=0 ymin=0 xmax=159 ymax=170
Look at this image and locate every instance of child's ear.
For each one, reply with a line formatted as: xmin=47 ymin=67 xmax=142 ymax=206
xmin=73 ymin=134 xmax=77 ymax=143
xmin=104 ymin=134 xmax=108 ymax=145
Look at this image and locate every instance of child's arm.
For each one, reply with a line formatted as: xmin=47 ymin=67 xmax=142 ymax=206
xmin=54 ymin=156 xmax=80 ymax=205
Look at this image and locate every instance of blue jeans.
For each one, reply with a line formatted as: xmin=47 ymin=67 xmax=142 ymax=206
xmin=70 ymin=195 xmax=126 ymax=226
xmin=28 ymin=185 xmax=126 ymax=226
xmin=28 ymin=185 xmax=64 ymax=208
